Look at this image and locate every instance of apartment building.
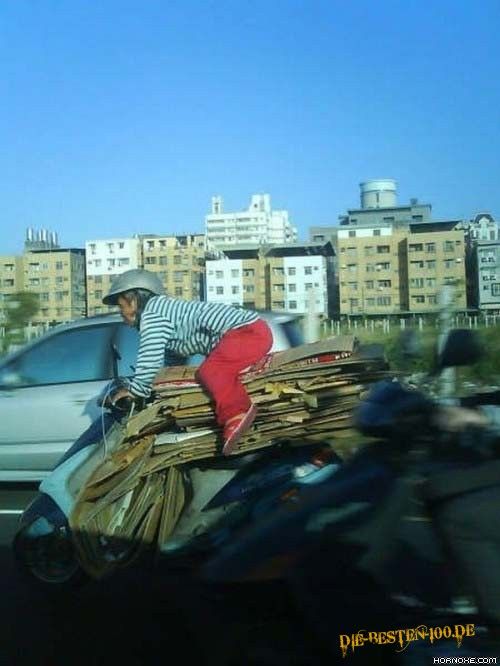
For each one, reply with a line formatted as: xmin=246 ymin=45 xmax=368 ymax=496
xmin=23 ymin=248 xmax=86 ymax=324
xmin=205 ymin=248 xmax=268 ymax=310
xmin=205 ymin=194 xmax=298 ymax=249
xmin=337 ymin=223 xmax=467 ymax=316
xmin=85 ymin=238 xmax=141 ymax=315
xmin=141 ymin=234 xmax=206 ymax=301
xmin=0 ymin=256 xmax=24 ymax=325
xmin=406 ymin=225 xmax=466 ymax=312
xmin=338 ymin=226 xmax=406 ymax=315
xmin=475 ymin=241 xmax=500 ymax=311
xmin=205 ymin=242 xmax=334 ymax=316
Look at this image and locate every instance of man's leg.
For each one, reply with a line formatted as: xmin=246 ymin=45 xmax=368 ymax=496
xmin=196 ymin=319 xmax=272 ymax=428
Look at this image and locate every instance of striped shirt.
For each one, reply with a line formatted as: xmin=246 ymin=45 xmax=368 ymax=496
xmin=125 ymin=296 xmax=260 ymax=397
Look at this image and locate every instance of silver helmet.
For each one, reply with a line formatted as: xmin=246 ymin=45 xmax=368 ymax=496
xmin=102 ymin=269 xmax=165 ymax=305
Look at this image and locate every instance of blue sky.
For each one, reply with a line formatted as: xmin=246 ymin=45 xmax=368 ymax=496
xmin=1 ymin=0 xmax=499 ymax=254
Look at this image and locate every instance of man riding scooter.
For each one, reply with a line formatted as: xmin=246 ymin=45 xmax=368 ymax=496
xmin=102 ymin=268 xmax=273 ymax=455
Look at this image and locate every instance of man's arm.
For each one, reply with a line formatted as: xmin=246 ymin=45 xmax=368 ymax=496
xmin=124 ymin=311 xmax=174 ymax=398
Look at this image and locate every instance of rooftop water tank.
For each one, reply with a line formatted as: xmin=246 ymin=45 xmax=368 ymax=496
xmin=360 ymin=179 xmax=397 ymax=209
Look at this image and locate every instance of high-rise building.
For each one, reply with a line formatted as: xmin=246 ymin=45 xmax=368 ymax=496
xmin=205 ymin=194 xmax=298 ymax=249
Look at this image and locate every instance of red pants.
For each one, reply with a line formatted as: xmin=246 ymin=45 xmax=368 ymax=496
xmin=195 ymin=319 xmax=273 ymax=425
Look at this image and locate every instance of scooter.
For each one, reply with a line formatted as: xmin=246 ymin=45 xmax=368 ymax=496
xmin=200 ymin=328 xmax=500 ymax=660
xmin=13 ymin=392 xmax=342 ymax=591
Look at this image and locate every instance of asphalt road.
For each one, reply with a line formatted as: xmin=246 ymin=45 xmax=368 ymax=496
xmin=0 ymin=484 xmax=335 ymax=666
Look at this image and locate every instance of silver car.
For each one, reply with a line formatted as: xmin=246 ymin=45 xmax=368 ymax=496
xmin=0 ymin=312 xmax=303 ymax=481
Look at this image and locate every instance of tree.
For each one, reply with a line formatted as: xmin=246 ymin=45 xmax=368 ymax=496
xmin=2 ymin=292 xmax=40 ymax=352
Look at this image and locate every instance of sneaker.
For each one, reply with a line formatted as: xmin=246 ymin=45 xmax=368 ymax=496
xmin=222 ymin=404 xmax=257 ymax=456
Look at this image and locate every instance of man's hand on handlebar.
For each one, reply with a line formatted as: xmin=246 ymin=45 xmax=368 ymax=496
xmin=434 ymin=406 xmax=490 ymax=433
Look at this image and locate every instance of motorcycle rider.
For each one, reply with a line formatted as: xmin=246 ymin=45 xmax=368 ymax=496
xmin=102 ymin=268 xmax=273 ymax=455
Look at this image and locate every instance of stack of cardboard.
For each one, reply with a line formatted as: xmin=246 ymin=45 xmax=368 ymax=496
xmin=69 ymin=336 xmax=389 ymax=578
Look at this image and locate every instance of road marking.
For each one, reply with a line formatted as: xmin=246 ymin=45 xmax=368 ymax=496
xmin=0 ymin=509 xmax=23 ymax=515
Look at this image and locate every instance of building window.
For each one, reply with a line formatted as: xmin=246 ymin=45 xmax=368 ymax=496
xmin=107 ymin=243 xmax=115 ymax=253
xmin=377 ymin=262 xmax=391 ymax=271
xmin=119 ymin=242 xmax=125 ymax=249
xmin=305 ymin=283 xmax=313 ymax=290
xmin=348 ymin=230 xmax=356 ymax=238
xmin=216 ymin=286 xmax=224 ymax=295
xmin=443 ymin=241 xmax=455 ymax=253
xmin=347 ymin=247 xmax=357 ymax=257
xmin=89 ymin=244 xmax=96 ymax=254
xmin=304 ymin=266 xmax=313 ymax=275
xmin=347 ymin=264 xmax=357 ymax=273
xmin=145 ymin=257 xmax=156 ymax=264
xmin=56 ymin=261 xmax=63 ymax=270
xmin=231 ymin=269 xmax=240 ymax=278
xmin=410 ymin=261 xmax=425 ymax=269
xmin=118 ymin=258 xmax=130 ymax=267
xmin=159 ymin=256 xmax=168 ymax=265
xmin=410 ymin=278 xmax=424 ymax=288
xmin=377 ymin=245 xmax=390 ymax=254
xmin=349 ymin=298 xmax=359 ymax=308
xmin=426 ymin=260 xmax=436 ymax=270
xmin=146 ymin=241 xmax=155 ymax=251
xmin=366 ymin=264 xmax=375 ymax=273
xmin=95 ymin=290 xmax=102 ymax=299
xmin=412 ymin=295 xmax=425 ymax=304
xmin=288 ymin=267 xmax=296 ymax=276
xmin=426 ymin=278 xmax=436 ymax=287
xmin=492 ymin=284 xmax=500 ymax=297
xmin=215 ymin=270 xmax=224 ymax=278
xmin=428 ymin=295 xmax=437 ymax=304
xmin=94 ymin=259 xmax=102 ymax=267
xmin=366 ymin=298 xmax=375 ymax=306
xmin=365 ymin=280 xmax=374 ymax=290
xmin=231 ymin=286 xmax=239 ymax=294
xmin=409 ymin=243 xmax=423 ymax=253
xmin=373 ymin=229 xmax=381 ymax=236
xmin=364 ymin=246 xmax=374 ymax=256
xmin=378 ymin=280 xmax=391 ymax=288
xmin=40 ymin=292 xmax=49 ymax=302
xmin=174 ymin=256 xmax=181 ymax=265
xmin=425 ymin=243 xmax=436 ymax=253
xmin=347 ymin=282 xmax=358 ymax=291
xmin=107 ymin=259 xmax=115 ymax=268
xmin=288 ymin=284 xmax=296 ymax=292
xmin=444 ymin=259 xmax=455 ymax=269
xmin=95 ymin=276 xmax=102 ymax=284
xmin=272 ymin=267 xmax=284 ymax=276
xmin=377 ymin=296 xmax=391 ymax=306
xmin=244 ymin=285 xmax=255 ymax=293
xmin=273 ymin=284 xmax=285 ymax=292
xmin=175 ymin=287 xmax=183 ymax=297
xmin=289 ymin=300 xmax=297 ymax=309
xmin=55 ymin=277 xmax=64 ymax=285
xmin=243 ymin=269 xmax=255 ymax=277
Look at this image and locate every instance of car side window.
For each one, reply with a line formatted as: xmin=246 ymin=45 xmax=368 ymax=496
xmin=0 ymin=325 xmax=114 ymax=388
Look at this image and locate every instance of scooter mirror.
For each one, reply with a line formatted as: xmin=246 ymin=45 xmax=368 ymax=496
xmin=438 ymin=329 xmax=483 ymax=369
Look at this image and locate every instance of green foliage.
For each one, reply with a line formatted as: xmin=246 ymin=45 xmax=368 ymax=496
xmin=2 ymin=292 xmax=40 ymax=352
